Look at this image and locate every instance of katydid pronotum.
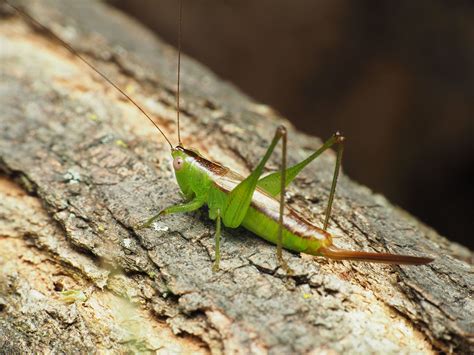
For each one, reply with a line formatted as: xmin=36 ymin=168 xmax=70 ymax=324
xmin=6 ymin=1 xmax=433 ymax=272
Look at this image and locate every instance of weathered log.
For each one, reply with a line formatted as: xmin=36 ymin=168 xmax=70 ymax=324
xmin=0 ymin=0 xmax=472 ymax=353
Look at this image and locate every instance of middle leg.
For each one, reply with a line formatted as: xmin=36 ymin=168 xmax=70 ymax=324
xmin=212 ymin=208 xmax=222 ymax=272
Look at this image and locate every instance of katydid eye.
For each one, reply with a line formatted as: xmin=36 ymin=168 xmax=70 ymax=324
xmin=173 ymin=157 xmax=184 ymax=170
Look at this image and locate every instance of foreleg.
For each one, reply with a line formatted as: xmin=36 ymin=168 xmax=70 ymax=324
xmin=137 ymin=198 xmax=204 ymax=229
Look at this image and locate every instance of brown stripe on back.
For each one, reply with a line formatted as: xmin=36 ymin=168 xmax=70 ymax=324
xmin=177 ymin=146 xmax=229 ymax=176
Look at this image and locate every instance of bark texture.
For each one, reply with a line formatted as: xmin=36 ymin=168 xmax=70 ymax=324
xmin=0 ymin=0 xmax=473 ymax=353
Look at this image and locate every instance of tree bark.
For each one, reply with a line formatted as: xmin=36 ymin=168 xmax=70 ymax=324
xmin=0 ymin=0 xmax=472 ymax=353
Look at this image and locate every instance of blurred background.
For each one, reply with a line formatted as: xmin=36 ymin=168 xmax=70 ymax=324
xmin=108 ymin=0 xmax=473 ymax=249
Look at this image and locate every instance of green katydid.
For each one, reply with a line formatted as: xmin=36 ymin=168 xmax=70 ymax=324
xmin=7 ymin=1 xmax=433 ymax=272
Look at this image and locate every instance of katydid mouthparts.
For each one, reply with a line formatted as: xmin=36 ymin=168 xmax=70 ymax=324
xmin=5 ymin=0 xmax=434 ymax=272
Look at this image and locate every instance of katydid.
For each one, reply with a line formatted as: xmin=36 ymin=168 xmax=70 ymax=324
xmin=6 ymin=1 xmax=434 ymax=272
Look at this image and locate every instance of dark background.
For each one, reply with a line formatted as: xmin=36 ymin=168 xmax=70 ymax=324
xmin=109 ymin=0 xmax=473 ymax=249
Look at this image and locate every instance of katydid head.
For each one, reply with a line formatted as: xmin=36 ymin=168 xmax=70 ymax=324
xmin=171 ymin=146 xmax=205 ymax=177
xmin=171 ymin=147 xmax=194 ymax=199
xmin=171 ymin=145 xmax=228 ymax=199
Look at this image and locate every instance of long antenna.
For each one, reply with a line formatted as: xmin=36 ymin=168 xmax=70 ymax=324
xmin=176 ymin=0 xmax=183 ymax=146
xmin=5 ymin=1 xmax=174 ymax=149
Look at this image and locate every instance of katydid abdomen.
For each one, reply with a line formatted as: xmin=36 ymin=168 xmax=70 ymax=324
xmin=241 ymin=205 xmax=331 ymax=256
